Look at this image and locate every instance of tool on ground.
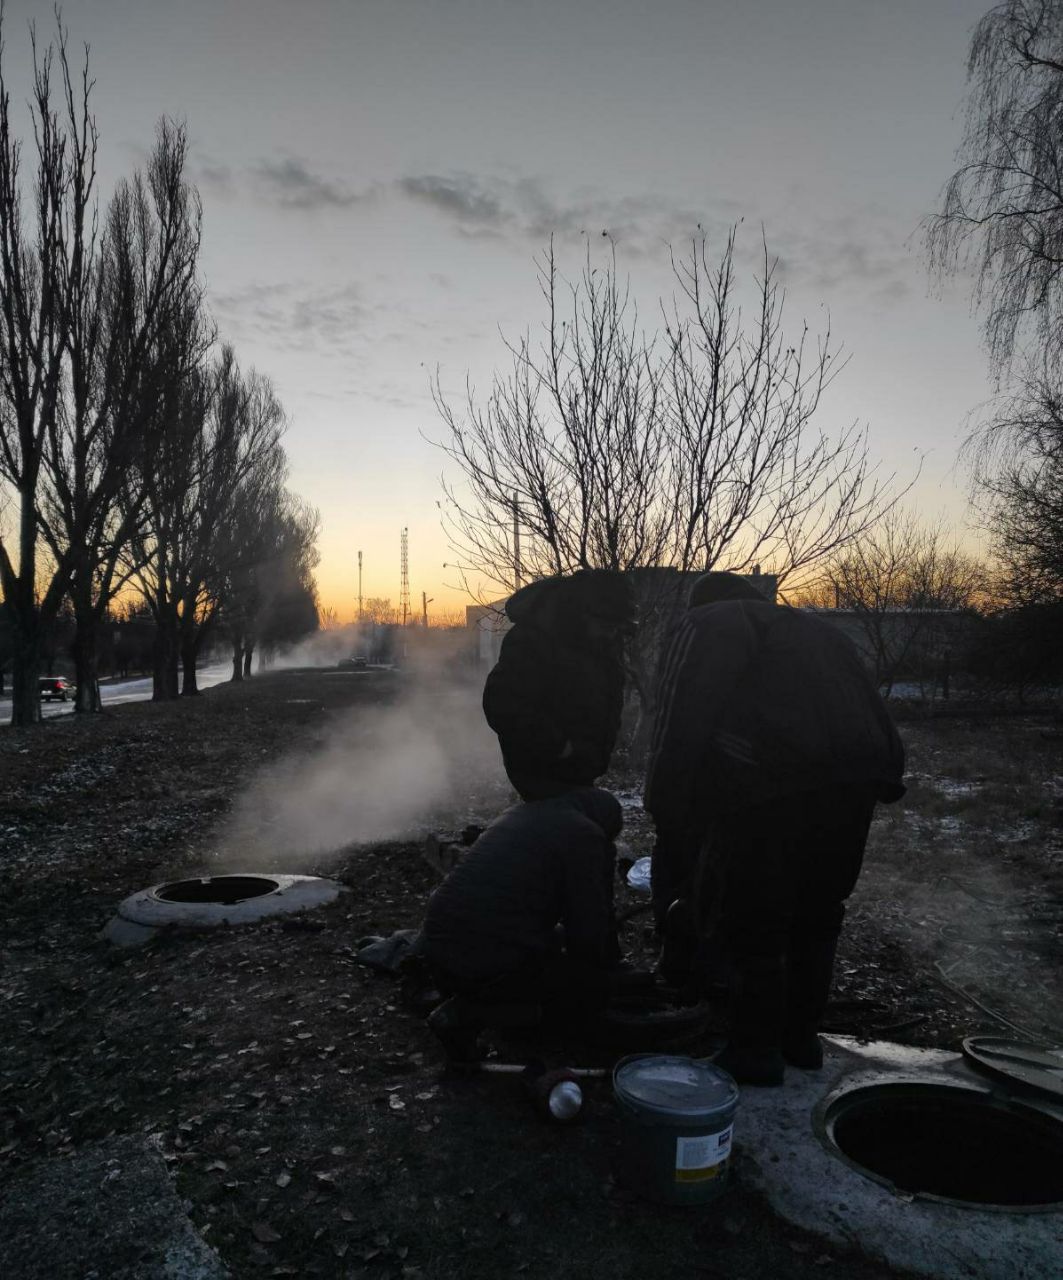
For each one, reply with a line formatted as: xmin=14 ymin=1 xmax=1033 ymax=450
xmin=476 ymin=1060 xmax=609 ymax=1123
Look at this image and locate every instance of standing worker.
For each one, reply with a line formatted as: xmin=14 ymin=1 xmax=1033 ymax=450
xmin=484 ymin=569 xmax=635 ymax=800
xmin=644 ymin=571 xmax=905 ymax=1085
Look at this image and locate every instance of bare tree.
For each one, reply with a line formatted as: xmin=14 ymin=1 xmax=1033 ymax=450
xmin=434 ymin=230 xmax=902 ymax=739
xmin=960 ymin=357 xmax=1063 ymax=603
xmin=804 ymin=509 xmax=988 ymax=695
xmin=220 ymin=484 xmax=320 ymax=680
xmin=0 ymin=15 xmax=92 ymax=724
xmin=927 ymin=1 xmax=1063 ymax=378
xmin=434 ymin=240 xmax=671 ymax=598
xmin=38 ymin=119 xmax=207 ymax=712
xmin=127 ymin=346 xmax=286 ymax=698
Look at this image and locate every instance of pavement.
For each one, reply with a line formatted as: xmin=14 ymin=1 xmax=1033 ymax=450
xmin=0 ymin=663 xmax=233 ymax=722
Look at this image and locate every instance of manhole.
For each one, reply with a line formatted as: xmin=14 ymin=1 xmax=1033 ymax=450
xmin=103 ymin=873 xmax=347 ymax=947
xmin=820 ymin=1081 xmax=1063 ymax=1210
xmin=153 ymin=875 xmax=280 ymax=905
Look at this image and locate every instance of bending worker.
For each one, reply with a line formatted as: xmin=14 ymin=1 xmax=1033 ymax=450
xmin=644 ymin=571 xmax=905 ymax=1086
xmin=483 ymin=569 xmax=634 ymax=800
xmin=423 ymin=788 xmax=623 ymax=1063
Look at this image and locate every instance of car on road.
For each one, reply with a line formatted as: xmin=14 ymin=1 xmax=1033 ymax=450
xmin=39 ymin=676 xmax=75 ymax=702
xmin=338 ymin=655 xmax=369 ymax=671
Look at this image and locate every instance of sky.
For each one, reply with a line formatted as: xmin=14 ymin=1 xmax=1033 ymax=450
xmin=3 ymin=0 xmax=996 ymax=619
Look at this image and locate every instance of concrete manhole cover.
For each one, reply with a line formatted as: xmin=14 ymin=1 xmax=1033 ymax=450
xmin=103 ymin=873 xmax=346 ymax=947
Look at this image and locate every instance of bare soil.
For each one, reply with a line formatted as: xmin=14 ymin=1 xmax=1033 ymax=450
xmin=2 ymin=670 xmax=1061 ymax=1279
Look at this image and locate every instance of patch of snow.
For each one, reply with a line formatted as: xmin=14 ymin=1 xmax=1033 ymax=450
xmin=613 ymin=790 xmax=644 ymax=811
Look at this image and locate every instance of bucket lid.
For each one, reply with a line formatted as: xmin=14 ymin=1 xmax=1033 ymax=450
xmin=961 ymin=1036 xmax=1063 ymax=1102
xmin=614 ymin=1054 xmax=739 ymax=1118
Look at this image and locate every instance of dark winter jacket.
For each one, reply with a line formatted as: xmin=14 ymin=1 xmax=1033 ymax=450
xmin=422 ymin=788 xmax=622 ymax=984
xmin=483 ymin=571 xmax=632 ymax=790
xmin=644 ymin=599 xmax=906 ymax=837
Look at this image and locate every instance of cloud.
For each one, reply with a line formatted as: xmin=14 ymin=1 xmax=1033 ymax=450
xmin=395 ymin=170 xmax=715 ymax=256
xmin=396 ymin=170 xmax=916 ymax=306
xmin=767 ymin=209 xmax=917 ymax=307
xmin=252 ymin=158 xmax=364 ymax=209
xmin=212 ymin=280 xmax=366 ymax=354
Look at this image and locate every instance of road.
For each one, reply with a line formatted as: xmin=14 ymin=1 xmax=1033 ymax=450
xmin=0 ymin=662 xmax=233 ymax=722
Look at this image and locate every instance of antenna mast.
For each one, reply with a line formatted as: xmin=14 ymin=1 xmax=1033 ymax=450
xmin=400 ymin=527 xmax=410 ymax=627
xmin=357 ymin=550 xmax=363 ymax=622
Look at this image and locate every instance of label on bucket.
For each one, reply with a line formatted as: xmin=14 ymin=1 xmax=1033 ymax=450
xmin=674 ymin=1125 xmax=733 ymax=1182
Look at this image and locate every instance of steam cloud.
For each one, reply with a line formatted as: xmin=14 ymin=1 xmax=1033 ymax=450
xmin=214 ymin=681 xmax=509 ymax=871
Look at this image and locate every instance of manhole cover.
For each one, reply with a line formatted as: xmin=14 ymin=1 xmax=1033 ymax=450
xmin=820 ymin=1081 xmax=1063 ymax=1210
xmin=153 ymin=875 xmax=280 ymax=905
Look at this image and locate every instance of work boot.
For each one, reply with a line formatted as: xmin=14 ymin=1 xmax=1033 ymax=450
xmin=714 ymin=1043 xmax=785 ymax=1087
xmin=781 ymin=1029 xmax=824 ymax=1070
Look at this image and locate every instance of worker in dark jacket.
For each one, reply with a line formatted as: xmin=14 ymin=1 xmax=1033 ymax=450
xmin=483 ymin=569 xmax=634 ymax=800
xmin=423 ymin=787 xmax=622 ymax=1061
xmin=644 ymin=571 xmax=906 ymax=1086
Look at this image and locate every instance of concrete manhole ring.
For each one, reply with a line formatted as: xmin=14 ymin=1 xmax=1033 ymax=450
xmin=815 ymin=1076 xmax=1063 ymax=1212
xmin=103 ymin=873 xmax=346 ymax=946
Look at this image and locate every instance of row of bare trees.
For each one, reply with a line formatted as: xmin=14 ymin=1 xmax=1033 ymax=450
xmin=0 ymin=17 xmax=319 ymax=725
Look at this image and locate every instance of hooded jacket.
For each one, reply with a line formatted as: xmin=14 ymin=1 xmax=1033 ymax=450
xmin=483 ymin=571 xmax=631 ymax=787
xmin=644 ymin=599 xmax=906 ymax=834
xmin=422 ymin=788 xmax=623 ymax=983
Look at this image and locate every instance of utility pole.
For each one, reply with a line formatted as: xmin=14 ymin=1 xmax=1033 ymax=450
xmin=357 ymin=550 xmax=363 ymax=622
xmin=400 ymin=528 xmax=410 ymax=627
xmin=422 ymin=592 xmax=433 ymax=628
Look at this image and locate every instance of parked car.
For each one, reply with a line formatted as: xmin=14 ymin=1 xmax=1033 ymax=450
xmin=338 ymin=655 xmax=369 ymax=671
xmin=39 ymin=676 xmax=74 ymax=702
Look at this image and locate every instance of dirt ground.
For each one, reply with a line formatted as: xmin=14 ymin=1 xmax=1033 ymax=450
xmin=1 ymin=669 xmax=1061 ymax=1279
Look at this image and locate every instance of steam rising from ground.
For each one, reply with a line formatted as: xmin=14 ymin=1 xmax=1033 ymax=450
xmin=215 ymin=680 xmax=509 ymax=871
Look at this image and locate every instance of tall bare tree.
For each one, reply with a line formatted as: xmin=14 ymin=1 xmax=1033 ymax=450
xmin=928 ymin=3 xmax=1063 ymax=607
xmin=435 ymin=241 xmax=672 ymax=597
xmin=38 ymin=119 xmax=207 ymax=712
xmin=0 ymin=15 xmax=92 ymax=724
xmin=927 ymin=0 xmax=1063 ymax=378
xmin=965 ymin=357 xmax=1063 ymax=602
xmin=435 ymin=230 xmax=902 ymax=736
xmin=127 ymin=346 xmax=286 ymax=698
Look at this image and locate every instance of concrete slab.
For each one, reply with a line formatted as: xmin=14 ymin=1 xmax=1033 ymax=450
xmin=734 ymin=1036 xmax=1063 ymax=1280
xmin=0 ymin=1134 xmax=228 ymax=1279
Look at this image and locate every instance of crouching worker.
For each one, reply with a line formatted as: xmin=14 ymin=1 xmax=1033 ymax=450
xmin=645 ymin=572 xmax=906 ymax=1087
xmin=423 ymin=788 xmax=623 ymax=1065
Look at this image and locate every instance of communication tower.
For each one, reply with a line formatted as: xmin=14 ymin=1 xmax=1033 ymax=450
xmin=357 ymin=550 xmax=363 ymax=621
xmin=400 ymin=527 xmax=410 ymax=627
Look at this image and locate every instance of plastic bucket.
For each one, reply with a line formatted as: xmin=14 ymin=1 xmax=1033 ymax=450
xmin=613 ymin=1054 xmax=739 ymax=1206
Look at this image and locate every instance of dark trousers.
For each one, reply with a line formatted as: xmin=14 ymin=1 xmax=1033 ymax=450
xmin=701 ymin=784 xmax=877 ymax=1050
xmin=432 ymin=946 xmax=611 ymax=1020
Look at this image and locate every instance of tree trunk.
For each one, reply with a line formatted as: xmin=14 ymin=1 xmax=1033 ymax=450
xmin=230 ymin=635 xmax=244 ymax=682
xmin=181 ymin=634 xmax=201 ymax=696
xmin=10 ymin=631 xmax=42 ymax=726
xmin=243 ymin=643 xmax=254 ymax=678
xmin=72 ymin=595 xmax=103 ymax=713
xmin=153 ymin=611 xmax=180 ymax=701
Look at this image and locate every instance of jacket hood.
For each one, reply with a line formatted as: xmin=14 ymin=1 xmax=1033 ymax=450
xmin=505 ymin=570 xmax=633 ymax=632
xmin=688 ymin=571 xmax=767 ymax=609
xmin=555 ymin=786 xmax=624 ymax=840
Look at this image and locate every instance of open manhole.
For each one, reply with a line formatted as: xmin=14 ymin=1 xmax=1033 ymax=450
xmin=819 ymin=1081 xmax=1063 ymax=1210
xmin=104 ymin=873 xmax=346 ymax=947
xmin=153 ymin=875 xmax=280 ymax=905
